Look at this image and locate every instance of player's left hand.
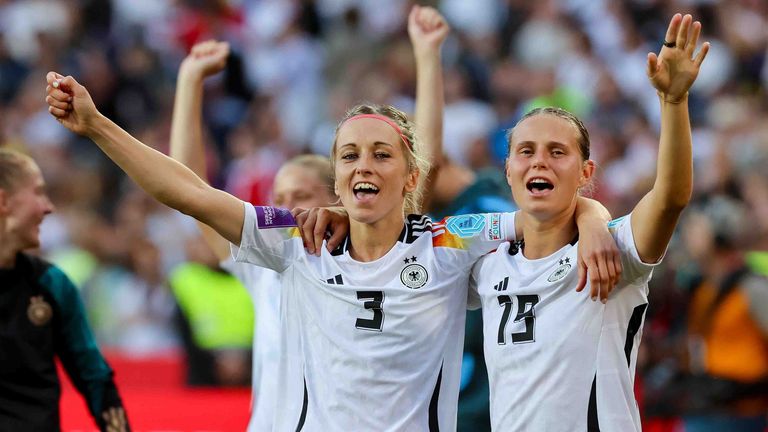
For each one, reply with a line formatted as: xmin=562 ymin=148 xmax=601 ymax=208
xmin=102 ymin=406 xmax=128 ymax=432
xmin=292 ymin=207 xmax=350 ymax=256
xmin=647 ymin=13 xmax=710 ymax=102
xmin=575 ymin=220 xmax=622 ymax=303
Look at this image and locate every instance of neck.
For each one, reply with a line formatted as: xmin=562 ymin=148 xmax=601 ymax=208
xmin=348 ymin=214 xmax=405 ymax=262
xmin=520 ymin=208 xmax=578 ymax=259
xmin=0 ymin=232 xmax=19 ymax=268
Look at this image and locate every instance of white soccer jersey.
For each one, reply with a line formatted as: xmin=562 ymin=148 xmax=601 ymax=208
xmin=233 ymin=204 xmax=515 ymax=431
xmin=220 ymin=258 xmax=281 ymax=432
xmin=470 ymin=214 xmax=657 ymax=432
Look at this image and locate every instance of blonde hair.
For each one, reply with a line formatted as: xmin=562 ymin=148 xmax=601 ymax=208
xmin=0 ymin=148 xmax=35 ymax=193
xmin=282 ymin=154 xmax=336 ymax=199
xmin=330 ymin=104 xmax=430 ymax=215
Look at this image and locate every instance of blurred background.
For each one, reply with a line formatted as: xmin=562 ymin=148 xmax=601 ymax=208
xmin=2 ymin=0 xmax=767 ymax=430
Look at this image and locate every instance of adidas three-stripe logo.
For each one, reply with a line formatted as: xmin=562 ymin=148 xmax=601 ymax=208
xmin=327 ymin=274 xmax=344 ymax=285
xmin=493 ymin=277 xmax=509 ymax=292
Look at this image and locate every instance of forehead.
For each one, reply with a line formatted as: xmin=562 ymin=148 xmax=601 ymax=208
xmin=273 ymin=164 xmax=324 ymax=190
xmin=336 ymin=117 xmax=402 ymax=149
xmin=511 ymin=114 xmax=580 ymax=147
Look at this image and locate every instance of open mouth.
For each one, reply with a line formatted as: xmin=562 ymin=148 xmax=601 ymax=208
xmin=526 ymin=178 xmax=554 ymax=194
xmin=353 ymin=182 xmax=380 ymax=200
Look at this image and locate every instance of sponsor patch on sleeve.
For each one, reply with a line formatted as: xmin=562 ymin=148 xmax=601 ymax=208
xmin=486 ymin=213 xmax=503 ymax=241
xmin=445 ymin=214 xmax=486 ymax=238
xmin=255 ymin=206 xmax=296 ymax=229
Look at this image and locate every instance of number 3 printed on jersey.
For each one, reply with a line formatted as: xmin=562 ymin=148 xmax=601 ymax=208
xmin=494 ymin=277 xmax=540 ymax=345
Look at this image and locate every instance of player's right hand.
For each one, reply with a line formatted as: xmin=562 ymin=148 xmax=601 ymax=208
xmin=180 ymin=40 xmax=230 ymax=79
xmin=408 ymin=5 xmax=450 ymax=58
xmin=45 ymin=71 xmax=100 ymax=137
xmin=292 ymin=207 xmax=350 ymax=256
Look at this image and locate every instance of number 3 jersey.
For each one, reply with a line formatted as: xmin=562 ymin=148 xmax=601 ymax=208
xmin=232 ymin=204 xmax=516 ymax=431
xmin=469 ymin=214 xmax=657 ymax=432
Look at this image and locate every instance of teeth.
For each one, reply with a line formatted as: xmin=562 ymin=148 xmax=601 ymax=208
xmin=530 ymin=178 xmax=548 ymax=184
xmin=354 ymin=182 xmax=379 ymax=192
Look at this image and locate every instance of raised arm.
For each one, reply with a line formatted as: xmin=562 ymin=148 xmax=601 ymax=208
xmin=408 ymin=5 xmax=449 ymax=210
xmin=45 ymin=72 xmax=245 ymax=245
xmin=632 ymin=14 xmax=709 ymax=263
xmin=169 ymin=40 xmax=232 ymax=260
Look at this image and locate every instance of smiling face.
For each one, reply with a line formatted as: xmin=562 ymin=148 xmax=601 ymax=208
xmin=506 ymin=113 xmax=594 ymax=220
xmin=333 ymin=117 xmax=418 ymax=225
xmin=2 ymin=161 xmax=55 ymax=250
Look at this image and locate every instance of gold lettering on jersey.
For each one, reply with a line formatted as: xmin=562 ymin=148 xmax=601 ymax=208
xmin=27 ymin=295 xmax=53 ymax=326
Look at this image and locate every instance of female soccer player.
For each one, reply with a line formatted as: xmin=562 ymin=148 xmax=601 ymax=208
xmin=45 ymin=11 xmax=613 ymax=429
xmin=469 ymin=14 xmax=709 ymax=431
xmin=168 ymin=40 xmax=338 ymax=431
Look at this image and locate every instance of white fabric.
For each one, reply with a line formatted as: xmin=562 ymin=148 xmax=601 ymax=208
xmin=470 ymin=213 xmax=658 ymax=432
xmin=220 ymin=258 xmax=281 ymax=432
xmin=233 ymin=204 xmax=516 ymax=431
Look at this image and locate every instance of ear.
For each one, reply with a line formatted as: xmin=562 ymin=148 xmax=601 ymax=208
xmin=0 ymin=189 xmax=8 ymax=216
xmin=579 ymin=159 xmax=596 ymax=188
xmin=404 ymin=167 xmax=419 ymax=194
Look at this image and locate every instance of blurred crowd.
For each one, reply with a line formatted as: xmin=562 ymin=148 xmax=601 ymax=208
xmin=2 ymin=0 xmax=766 ymax=424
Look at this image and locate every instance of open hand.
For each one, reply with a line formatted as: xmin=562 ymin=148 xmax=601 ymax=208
xmin=45 ymin=72 xmax=100 ymax=137
xmin=575 ymin=222 xmax=623 ymax=303
xmin=647 ymin=14 xmax=710 ymax=102
xmin=408 ymin=5 xmax=450 ymax=58
xmin=180 ymin=40 xmax=230 ymax=79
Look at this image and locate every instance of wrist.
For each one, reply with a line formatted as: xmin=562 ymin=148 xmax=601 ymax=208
xmin=657 ymin=91 xmax=688 ymax=104
xmin=178 ymin=66 xmax=204 ymax=83
xmin=84 ymin=113 xmax=109 ymax=139
xmin=413 ymin=49 xmax=441 ymax=64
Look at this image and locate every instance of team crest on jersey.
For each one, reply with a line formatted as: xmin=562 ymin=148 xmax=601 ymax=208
xmin=547 ymin=257 xmax=572 ymax=283
xmin=445 ymin=214 xmax=485 ymax=238
xmin=400 ymin=260 xmax=428 ymax=289
xmin=27 ymin=296 xmax=52 ymax=326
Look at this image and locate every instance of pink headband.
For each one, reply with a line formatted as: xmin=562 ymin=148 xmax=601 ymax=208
xmin=341 ymin=114 xmax=413 ymax=151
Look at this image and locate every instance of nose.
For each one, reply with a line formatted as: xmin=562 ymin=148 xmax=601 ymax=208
xmin=531 ymin=150 xmax=548 ymax=169
xmin=355 ymin=153 xmax=374 ymax=175
xmin=43 ymin=195 xmax=55 ymax=215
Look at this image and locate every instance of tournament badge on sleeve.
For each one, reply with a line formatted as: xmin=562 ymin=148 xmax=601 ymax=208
xmin=27 ymin=295 xmax=53 ymax=326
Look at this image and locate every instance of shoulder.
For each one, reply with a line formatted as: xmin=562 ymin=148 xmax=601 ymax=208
xmin=432 ymin=212 xmax=507 ymax=247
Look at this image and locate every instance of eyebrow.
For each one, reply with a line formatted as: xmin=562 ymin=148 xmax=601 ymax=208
xmin=338 ymin=141 xmax=396 ymax=150
xmin=514 ymin=140 xmax=569 ymax=148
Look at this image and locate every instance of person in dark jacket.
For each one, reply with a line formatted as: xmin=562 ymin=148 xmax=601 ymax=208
xmin=0 ymin=148 xmax=130 ymax=431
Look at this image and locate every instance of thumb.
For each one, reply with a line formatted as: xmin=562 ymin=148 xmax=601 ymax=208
xmin=575 ymin=260 xmax=587 ymax=292
xmin=52 ymin=75 xmax=81 ymax=95
xmin=408 ymin=5 xmax=420 ymax=28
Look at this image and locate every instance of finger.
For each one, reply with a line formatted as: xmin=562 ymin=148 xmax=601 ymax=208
xmin=300 ymin=210 xmax=318 ymax=252
xmin=46 ymin=71 xmax=64 ymax=85
xmin=676 ymin=14 xmax=692 ymax=49
xmin=687 ymin=21 xmax=701 ymax=55
xmin=313 ymin=211 xmax=328 ymax=256
xmin=646 ymin=52 xmax=658 ymax=78
xmin=664 ymin=13 xmax=682 ymax=46
xmin=47 ymin=88 xmax=72 ymax=102
xmin=326 ymin=224 xmax=345 ymax=252
xmin=694 ymin=41 xmax=710 ymax=67
xmin=45 ymin=96 xmax=71 ymax=110
xmin=48 ymin=106 xmax=68 ymax=117
xmin=596 ymin=255 xmax=610 ymax=303
xmin=588 ymin=259 xmax=603 ymax=301
xmin=55 ymin=75 xmax=80 ymax=94
xmin=575 ymin=260 xmax=587 ymax=292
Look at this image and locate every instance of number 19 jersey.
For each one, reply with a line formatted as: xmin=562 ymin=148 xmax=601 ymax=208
xmin=233 ymin=204 xmax=516 ymax=431
xmin=470 ymin=214 xmax=658 ymax=432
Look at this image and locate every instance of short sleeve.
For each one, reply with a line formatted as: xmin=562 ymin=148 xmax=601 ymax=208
xmin=609 ymin=213 xmax=661 ymax=286
xmin=432 ymin=211 xmax=517 ymax=271
xmin=230 ymin=203 xmax=304 ymax=273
